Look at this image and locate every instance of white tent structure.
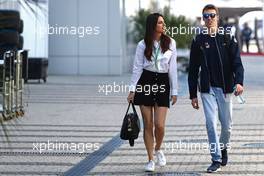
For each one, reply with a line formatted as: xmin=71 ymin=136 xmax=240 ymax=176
xmin=171 ymin=0 xmax=263 ymax=18
xmin=170 ymin=0 xmax=264 ymax=52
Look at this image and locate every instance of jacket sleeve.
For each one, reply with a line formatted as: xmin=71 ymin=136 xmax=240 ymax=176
xmin=230 ymin=36 xmax=244 ymax=85
xmin=188 ymin=37 xmax=201 ymax=99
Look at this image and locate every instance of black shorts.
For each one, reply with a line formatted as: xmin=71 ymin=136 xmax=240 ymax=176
xmin=134 ymin=69 xmax=170 ymax=108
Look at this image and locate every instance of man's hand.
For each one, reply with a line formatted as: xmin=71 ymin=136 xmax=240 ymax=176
xmin=191 ymin=98 xmax=199 ymax=109
xmin=171 ymin=95 xmax=177 ymax=105
xmin=234 ymin=84 xmax=243 ymax=96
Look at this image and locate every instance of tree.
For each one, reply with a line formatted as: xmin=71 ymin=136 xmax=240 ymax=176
xmin=129 ymin=9 xmax=150 ymax=43
xmin=129 ymin=6 xmax=195 ymax=49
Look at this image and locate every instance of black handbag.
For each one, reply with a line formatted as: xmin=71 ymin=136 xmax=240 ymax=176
xmin=120 ymin=102 xmax=141 ymax=147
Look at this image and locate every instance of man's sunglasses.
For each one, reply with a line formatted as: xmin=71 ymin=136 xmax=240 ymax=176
xmin=203 ymin=13 xmax=216 ymax=19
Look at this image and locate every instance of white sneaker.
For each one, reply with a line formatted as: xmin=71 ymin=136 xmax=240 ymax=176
xmin=156 ymin=150 xmax=166 ymax=166
xmin=145 ymin=160 xmax=155 ymax=172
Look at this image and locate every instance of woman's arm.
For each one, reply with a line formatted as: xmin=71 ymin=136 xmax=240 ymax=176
xmin=168 ymin=39 xmax=178 ymax=96
xmin=129 ymin=41 xmax=145 ymax=92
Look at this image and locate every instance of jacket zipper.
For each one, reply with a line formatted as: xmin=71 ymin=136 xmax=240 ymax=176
xmin=200 ymin=46 xmax=211 ymax=91
xmin=214 ymin=35 xmax=226 ymax=95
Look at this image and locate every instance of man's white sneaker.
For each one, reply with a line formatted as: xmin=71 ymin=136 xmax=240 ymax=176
xmin=156 ymin=150 xmax=166 ymax=166
xmin=145 ymin=160 xmax=155 ymax=172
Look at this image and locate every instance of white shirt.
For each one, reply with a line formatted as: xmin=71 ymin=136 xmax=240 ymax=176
xmin=129 ymin=38 xmax=178 ymax=96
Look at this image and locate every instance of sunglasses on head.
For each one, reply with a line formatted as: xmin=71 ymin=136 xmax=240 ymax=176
xmin=203 ymin=13 xmax=216 ymax=19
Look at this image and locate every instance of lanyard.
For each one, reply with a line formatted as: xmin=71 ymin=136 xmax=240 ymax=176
xmin=153 ymin=44 xmax=160 ymax=70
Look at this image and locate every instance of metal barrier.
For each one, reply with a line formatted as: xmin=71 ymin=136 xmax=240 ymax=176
xmin=0 ymin=50 xmax=25 ymax=121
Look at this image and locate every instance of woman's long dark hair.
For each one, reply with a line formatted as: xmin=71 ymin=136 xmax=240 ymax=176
xmin=144 ymin=13 xmax=171 ymax=61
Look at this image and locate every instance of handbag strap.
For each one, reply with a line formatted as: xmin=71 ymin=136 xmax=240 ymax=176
xmin=125 ymin=102 xmax=131 ymax=115
xmin=131 ymin=103 xmax=137 ymax=114
xmin=125 ymin=101 xmax=137 ymax=115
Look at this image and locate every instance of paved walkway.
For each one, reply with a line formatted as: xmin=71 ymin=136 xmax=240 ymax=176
xmin=0 ymin=56 xmax=263 ymax=176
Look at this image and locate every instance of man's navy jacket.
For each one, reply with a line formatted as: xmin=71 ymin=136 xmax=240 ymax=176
xmin=188 ymin=33 xmax=244 ymax=99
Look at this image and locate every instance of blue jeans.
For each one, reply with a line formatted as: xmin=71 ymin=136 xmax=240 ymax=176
xmin=201 ymin=87 xmax=233 ymax=162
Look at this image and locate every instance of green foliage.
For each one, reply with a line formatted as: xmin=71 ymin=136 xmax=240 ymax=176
xmin=129 ymin=9 xmax=150 ymax=44
xmin=129 ymin=6 xmax=195 ymax=49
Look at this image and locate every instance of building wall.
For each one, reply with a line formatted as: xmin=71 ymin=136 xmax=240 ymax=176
xmin=49 ymin=0 xmax=124 ymax=75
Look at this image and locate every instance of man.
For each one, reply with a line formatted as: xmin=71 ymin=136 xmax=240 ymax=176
xmin=241 ymin=22 xmax=252 ymax=53
xmin=188 ymin=4 xmax=244 ymax=173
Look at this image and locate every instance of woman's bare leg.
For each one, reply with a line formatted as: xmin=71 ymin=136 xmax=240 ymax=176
xmin=140 ymin=105 xmax=154 ymax=161
xmin=154 ymin=104 xmax=168 ymax=151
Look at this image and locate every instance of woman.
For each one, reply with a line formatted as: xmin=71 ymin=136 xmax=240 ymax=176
xmin=127 ymin=13 xmax=178 ymax=172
